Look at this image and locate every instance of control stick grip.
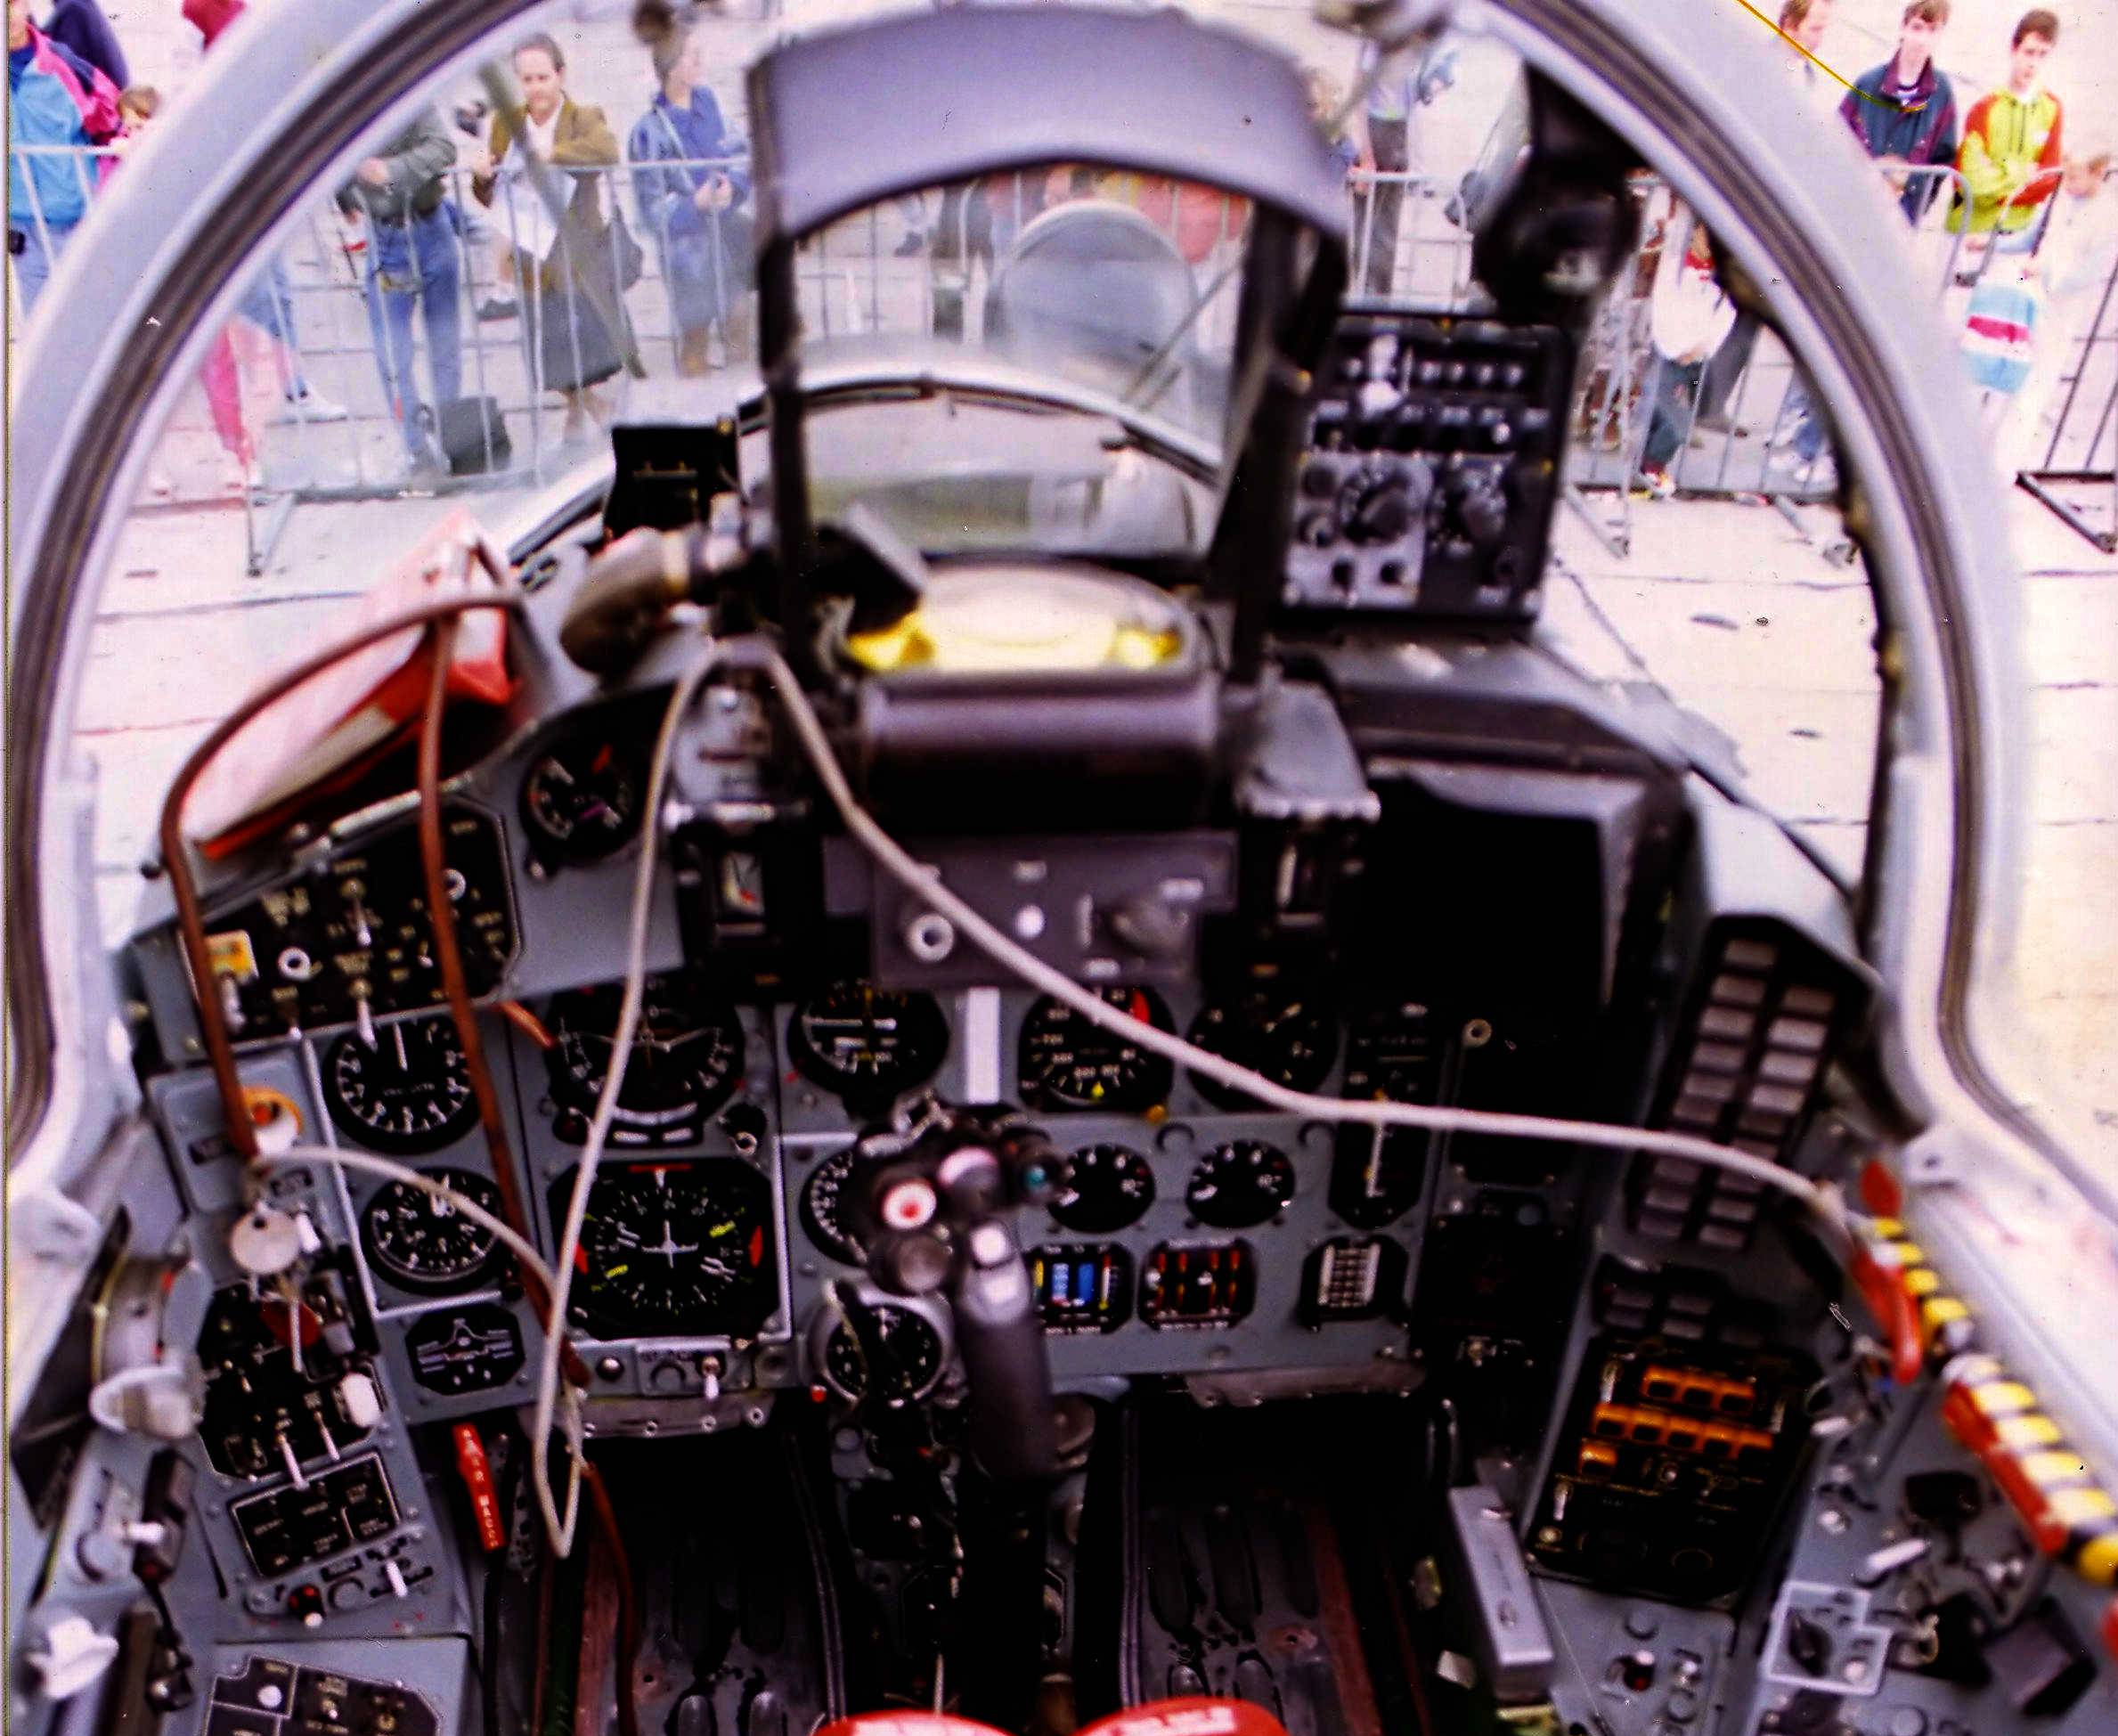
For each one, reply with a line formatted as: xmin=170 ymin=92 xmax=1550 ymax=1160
xmin=952 ymin=1219 xmax=1058 ymax=1482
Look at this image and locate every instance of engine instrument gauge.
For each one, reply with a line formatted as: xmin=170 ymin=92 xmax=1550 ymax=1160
xmin=800 ymin=1147 xmax=869 ymax=1267
xmin=545 ymin=976 xmax=746 ymax=1146
xmin=788 ymin=983 xmax=949 ymax=1104
xmin=1329 ymin=1125 xmax=1427 ymax=1227
xmin=1186 ymin=989 xmax=1337 ymax=1110
xmin=1018 ymin=987 xmax=1174 ymax=1113
xmin=324 ymin=1016 xmax=478 ymax=1154
xmin=359 ymin=1168 xmax=504 ymax=1294
xmin=1342 ymin=1001 xmax=1442 ymax=1104
xmin=1185 ymin=1140 xmax=1295 ymax=1228
xmin=558 ymin=1160 xmax=777 ymax=1337
xmin=1050 ymin=1143 xmax=1155 ymax=1233
xmin=521 ymin=734 xmax=647 ymax=863
xmin=819 ymin=1304 xmax=947 ymax=1403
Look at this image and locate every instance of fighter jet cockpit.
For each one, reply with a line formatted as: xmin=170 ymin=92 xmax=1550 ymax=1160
xmin=7 ymin=4 xmax=2116 ymax=1736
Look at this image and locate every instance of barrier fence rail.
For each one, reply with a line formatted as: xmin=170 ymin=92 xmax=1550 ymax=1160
xmin=5 ymin=144 xmax=2041 ymax=575
xmin=2018 ymin=247 xmax=2118 ymax=553
xmin=1549 ymin=164 xmax=1986 ymax=559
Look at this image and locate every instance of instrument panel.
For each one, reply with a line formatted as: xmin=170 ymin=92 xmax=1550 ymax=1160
xmin=150 ymin=961 xmax=1482 ymax=1425
xmin=117 ymin=608 xmax=1863 ymax=1678
xmin=177 ymin=805 xmax=517 ymax=1046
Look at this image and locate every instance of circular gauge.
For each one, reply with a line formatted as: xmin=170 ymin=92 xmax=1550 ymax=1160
xmin=1343 ymin=1002 xmax=1442 ymax=1104
xmin=821 ymin=1305 xmax=947 ymax=1404
xmin=360 ymin=1168 xmax=504 ymax=1293
xmin=801 ymin=1147 xmax=869 ymax=1267
xmin=561 ymin=1160 xmax=776 ymax=1337
xmin=1186 ymin=989 xmax=1338 ymax=1111
xmin=788 ymin=983 xmax=949 ymax=1104
xmin=324 ymin=1016 xmax=478 ymax=1154
xmin=1051 ymin=1143 xmax=1155 ymax=1233
xmin=522 ymin=734 xmax=646 ymax=863
xmin=545 ymin=975 xmax=746 ymax=1146
xmin=1018 ymin=987 xmax=1175 ymax=1113
xmin=1186 ymin=1139 xmax=1296 ymax=1229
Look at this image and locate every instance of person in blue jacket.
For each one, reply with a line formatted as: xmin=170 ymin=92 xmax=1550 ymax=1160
xmin=628 ymin=13 xmax=753 ymax=375
xmin=8 ymin=0 xmax=120 ymax=314
xmin=1839 ymin=0 xmax=1961 ymax=224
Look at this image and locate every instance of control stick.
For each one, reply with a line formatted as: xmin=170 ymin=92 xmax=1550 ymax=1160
xmin=950 ymin=1215 xmax=1055 ymax=1482
xmin=854 ymin=1110 xmax=1064 ymax=1482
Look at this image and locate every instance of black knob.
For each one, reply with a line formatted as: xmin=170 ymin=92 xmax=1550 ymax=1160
xmin=1298 ymin=511 xmax=1338 ymax=550
xmin=1299 ymin=461 xmax=1338 ymax=499
xmin=1354 ymin=485 xmax=1413 ymax=545
xmin=1350 ymin=460 xmax=1434 ymax=546
xmin=872 ymin=1228 xmax=954 ymax=1296
xmin=1450 ymin=472 xmax=1509 ymax=548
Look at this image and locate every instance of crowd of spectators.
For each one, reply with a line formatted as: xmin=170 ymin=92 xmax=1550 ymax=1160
xmin=1633 ymin=1 xmax=2110 ymax=499
xmin=7 ymin=0 xmax=2111 ymax=505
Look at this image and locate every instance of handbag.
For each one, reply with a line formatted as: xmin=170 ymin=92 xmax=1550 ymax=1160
xmin=1960 ymin=269 xmax=2039 ymax=395
xmin=436 ymin=395 xmax=514 ymax=477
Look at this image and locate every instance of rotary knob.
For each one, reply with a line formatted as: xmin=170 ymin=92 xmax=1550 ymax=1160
xmin=1446 ymin=469 xmax=1510 ymax=548
xmin=1348 ymin=460 xmax=1434 ymax=546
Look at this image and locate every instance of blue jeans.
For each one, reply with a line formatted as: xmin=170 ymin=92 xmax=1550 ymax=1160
xmin=1778 ymin=379 xmax=1827 ymax=464
xmin=362 ymin=203 xmax=464 ymax=453
xmin=1642 ymin=355 xmax=1704 ymax=471
xmin=11 ymin=218 xmax=77 ymax=315
xmin=237 ymin=258 xmax=297 ymax=346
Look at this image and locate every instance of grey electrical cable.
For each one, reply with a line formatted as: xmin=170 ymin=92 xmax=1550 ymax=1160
xmin=530 ymin=634 xmax=721 ymax=1555
xmin=259 ymin=1145 xmax=564 ymax=1297
xmin=714 ymin=636 xmax=1849 ymax=1235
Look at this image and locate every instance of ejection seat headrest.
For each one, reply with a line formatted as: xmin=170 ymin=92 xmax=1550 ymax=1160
xmin=984 ymin=199 xmax=1204 ymax=408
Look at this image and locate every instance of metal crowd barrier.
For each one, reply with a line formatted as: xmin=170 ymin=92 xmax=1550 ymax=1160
xmin=1543 ymin=164 xmax=1980 ymax=559
xmin=2018 ymin=246 xmax=2118 ymax=553
xmin=9 ymin=150 xmax=766 ymax=572
xmin=1345 ymin=168 xmax=1480 ymax=312
xmin=6 ymin=141 xmax=2051 ymax=575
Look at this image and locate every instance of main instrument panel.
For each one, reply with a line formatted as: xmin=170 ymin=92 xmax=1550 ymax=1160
xmin=151 ymin=967 xmax=1482 ymax=1404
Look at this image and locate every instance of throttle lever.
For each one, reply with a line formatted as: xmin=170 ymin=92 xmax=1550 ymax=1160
xmin=950 ymin=1218 xmax=1058 ymax=1483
